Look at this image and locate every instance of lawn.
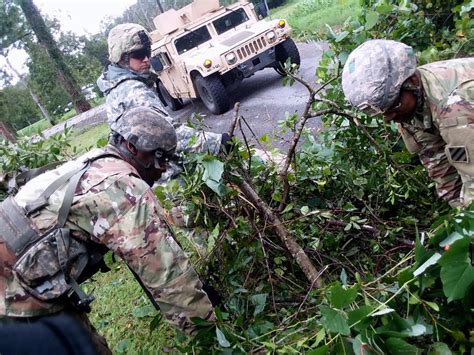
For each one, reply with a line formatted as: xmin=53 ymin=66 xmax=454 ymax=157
xmin=84 ymin=260 xmax=176 ymax=353
xmin=16 ymin=96 xmax=106 ymax=138
xmin=16 ymin=119 xmax=52 ymax=137
xmin=271 ymin=0 xmax=361 ymax=39
xmin=67 ymin=123 xmax=110 ymax=154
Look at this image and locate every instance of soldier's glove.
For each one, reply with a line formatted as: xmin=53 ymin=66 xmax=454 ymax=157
xmin=220 ymin=133 xmax=236 ymax=155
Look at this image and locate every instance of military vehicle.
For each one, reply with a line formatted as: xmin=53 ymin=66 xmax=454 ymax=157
xmin=149 ymin=0 xmax=300 ymax=114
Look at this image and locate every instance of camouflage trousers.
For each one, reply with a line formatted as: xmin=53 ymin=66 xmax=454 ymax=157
xmin=0 ymin=310 xmax=111 ymax=355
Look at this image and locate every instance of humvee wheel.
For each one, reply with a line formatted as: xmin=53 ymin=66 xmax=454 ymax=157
xmin=194 ymin=74 xmax=230 ymax=115
xmin=274 ymin=38 xmax=301 ymax=76
xmin=157 ymin=81 xmax=184 ymax=111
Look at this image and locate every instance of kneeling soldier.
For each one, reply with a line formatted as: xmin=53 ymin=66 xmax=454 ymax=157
xmin=0 ymin=107 xmax=214 ymax=354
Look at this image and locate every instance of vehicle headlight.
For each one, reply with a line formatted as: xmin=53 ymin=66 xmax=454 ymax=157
xmin=266 ymin=31 xmax=276 ymax=43
xmin=203 ymin=59 xmax=212 ymax=68
xmin=225 ymin=52 xmax=237 ymax=65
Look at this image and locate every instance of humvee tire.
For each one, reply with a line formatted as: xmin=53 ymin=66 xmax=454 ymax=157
xmin=274 ymin=38 xmax=300 ymax=76
xmin=194 ymin=74 xmax=230 ymax=114
xmin=157 ymin=81 xmax=184 ymax=111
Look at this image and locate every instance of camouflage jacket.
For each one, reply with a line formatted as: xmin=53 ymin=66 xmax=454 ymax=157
xmin=97 ymin=65 xmax=222 ymax=155
xmin=398 ymin=58 xmax=474 ymax=207
xmin=0 ymin=146 xmax=214 ymax=333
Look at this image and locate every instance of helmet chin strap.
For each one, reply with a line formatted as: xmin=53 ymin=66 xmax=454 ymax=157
xmin=402 ymin=80 xmax=424 ymax=114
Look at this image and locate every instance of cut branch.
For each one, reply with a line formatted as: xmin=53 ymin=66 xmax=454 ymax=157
xmin=237 ymin=178 xmax=322 ymax=288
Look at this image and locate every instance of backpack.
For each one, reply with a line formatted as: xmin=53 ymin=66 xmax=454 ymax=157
xmin=0 ymin=149 xmax=122 ymax=311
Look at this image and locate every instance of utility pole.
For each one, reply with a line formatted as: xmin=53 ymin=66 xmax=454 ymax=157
xmin=156 ymin=0 xmax=164 ymax=13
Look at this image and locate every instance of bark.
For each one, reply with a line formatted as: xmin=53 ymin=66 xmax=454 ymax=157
xmin=18 ymin=0 xmax=91 ymax=113
xmin=156 ymin=0 xmax=164 ymax=13
xmin=237 ymin=178 xmax=322 ymax=288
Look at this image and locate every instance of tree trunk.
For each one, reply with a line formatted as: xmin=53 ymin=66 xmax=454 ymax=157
xmin=5 ymin=56 xmax=53 ymax=124
xmin=156 ymin=0 xmax=164 ymax=13
xmin=18 ymin=0 xmax=92 ymax=113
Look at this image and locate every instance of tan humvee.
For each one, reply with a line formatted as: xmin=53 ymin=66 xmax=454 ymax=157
xmin=149 ymin=0 xmax=300 ymax=115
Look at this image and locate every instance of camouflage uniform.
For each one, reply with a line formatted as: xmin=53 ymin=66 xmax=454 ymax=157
xmin=342 ymin=40 xmax=474 ymax=207
xmin=398 ymin=59 xmax=474 ymax=207
xmin=97 ymin=23 xmax=223 ymax=156
xmin=0 ymin=145 xmax=214 ymax=349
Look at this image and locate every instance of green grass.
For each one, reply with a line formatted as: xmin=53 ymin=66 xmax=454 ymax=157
xmin=67 ymin=123 xmax=110 ymax=154
xmin=84 ymin=261 xmax=176 ymax=353
xmin=16 ymin=119 xmax=52 ymax=137
xmin=17 ymin=96 xmax=107 ymax=137
xmin=271 ymin=0 xmax=361 ymax=39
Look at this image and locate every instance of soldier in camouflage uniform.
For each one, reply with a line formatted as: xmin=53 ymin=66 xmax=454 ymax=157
xmin=0 ymin=107 xmax=214 ymax=354
xmin=342 ymin=39 xmax=474 ymax=207
xmin=97 ymin=23 xmax=231 ymax=158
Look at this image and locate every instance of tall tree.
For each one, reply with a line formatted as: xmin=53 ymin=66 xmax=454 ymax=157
xmin=18 ymin=0 xmax=91 ymax=113
xmin=4 ymin=54 xmax=52 ymax=123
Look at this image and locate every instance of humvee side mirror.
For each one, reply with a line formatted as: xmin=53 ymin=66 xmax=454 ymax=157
xmin=255 ymin=2 xmax=268 ymax=19
xmin=151 ymin=56 xmax=164 ymax=72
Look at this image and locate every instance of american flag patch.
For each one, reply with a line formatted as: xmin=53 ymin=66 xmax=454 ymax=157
xmin=448 ymin=146 xmax=469 ymax=163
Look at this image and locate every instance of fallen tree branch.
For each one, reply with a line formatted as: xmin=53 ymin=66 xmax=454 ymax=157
xmin=237 ymin=178 xmax=322 ymax=288
xmin=228 ymin=102 xmax=241 ymax=136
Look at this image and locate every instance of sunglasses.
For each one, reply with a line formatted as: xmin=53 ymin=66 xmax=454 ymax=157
xmin=357 ymin=97 xmax=402 ymax=117
xmin=151 ymin=148 xmax=177 ymax=168
xmin=129 ymin=47 xmax=151 ymax=61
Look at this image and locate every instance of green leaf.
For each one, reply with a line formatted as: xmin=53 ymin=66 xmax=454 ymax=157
xmin=309 ymin=328 xmax=326 ymax=348
xmin=376 ymin=4 xmax=394 ymax=14
xmin=132 ymin=304 xmax=155 ymax=318
xmin=251 ymin=293 xmax=268 ymax=317
xmin=365 ymin=10 xmax=380 ymax=30
xmin=201 ymin=159 xmax=225 ymax=196
xmin=335 ymin=31 xmax=349 ymax=43
xmin=115 ymin=339 xmax=131 ymax=353
xmin=259 ymin=134 xmax=270 ymax=143
xmin=215 ymin=307 xmax=229 ymax=321
xmin=340 ymin=268 xmax=348 ymax=286
xmin=425 ymin=301 xmax=440 ymax=312
xmin=413 ymin=252 xmax=441 ymax=276
xmin=149 ymin=313 xmax=162 ymax=333
xmin=300 ymin=205 xmax=310 ymax=215
xmin=327 ymin=282 xmax=358 ymax=309
xmin=384 ymin=338 xmax=421 ymax=354
xmin=216 ymin=327 xmax=230 ymax=348
xmin=319 ymin=305 xmax=350 ymax=336
xmin=207 ymin=224 xmax=219 ymax=253
xmin=307 ymin=345 xmax=328 ymax=355
xmin=191 ymin=317 xmax=213 ymax=326
xmin=403 ymin=324 xmax=426 ymax=337
xmin=371 ymin=308 xmax=395 ymax=316
xmin=348 ymin=305 xmax=374 ymax=329
xmin=438 ymin=237 xmax=474 ymax=301
xmin=430 ymin=342 xmax=452 ymax=355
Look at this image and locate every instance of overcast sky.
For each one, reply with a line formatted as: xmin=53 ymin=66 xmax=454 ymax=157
xmin=1 ymin=0 xmax=138 ymax=81
xmin=35 ymin=0 xmax=138 ymax=35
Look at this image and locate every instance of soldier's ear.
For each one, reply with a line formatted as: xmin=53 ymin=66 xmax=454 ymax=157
xmin=408 ymin=73 xmax=420 ymax=87
xmin=126 ymin=142 xmax=138 ymax=156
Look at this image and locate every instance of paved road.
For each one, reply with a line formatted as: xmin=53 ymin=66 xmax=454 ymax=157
xmin=44 ymin=41 xmax=327 ymax=150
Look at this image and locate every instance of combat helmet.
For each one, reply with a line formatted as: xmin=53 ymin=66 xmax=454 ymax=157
xmin=108 ymin=23 xmax=151 ymax=64
xmin=342 ymin=39 xmax=417 ymax=116
xmin=113 ymin=107 xmax=177 ymax=158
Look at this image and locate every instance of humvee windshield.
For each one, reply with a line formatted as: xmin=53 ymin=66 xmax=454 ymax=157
xmin=175 ymin=26 xmax=212 ymax=54
xmin=213 ymin=8 xmax=249 ymax=35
